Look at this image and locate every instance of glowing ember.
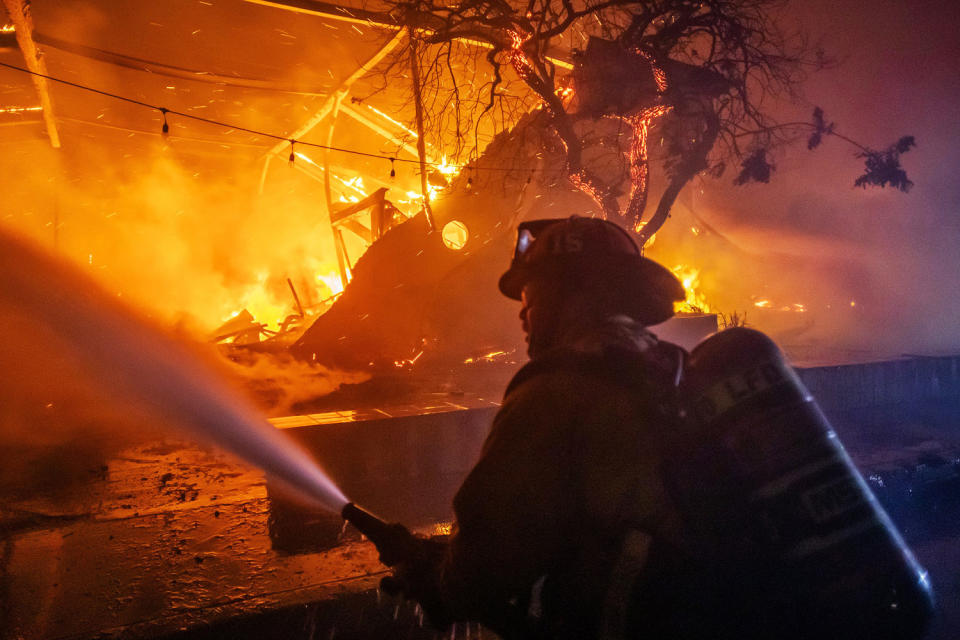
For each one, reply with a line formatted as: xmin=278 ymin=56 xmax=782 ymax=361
xmin=625 ymin=105 xmax=673 ymax=226
xmin=393 ymin=350 xmax=424 ymax=368
xmin=464 ymin=350 xmax=509 ymax=364
xmin=753 ymin=298 xmax=808 ymax=313
xmin=508 ymin=30 xmax=536 ymax=81
xmin=570 ymin=169 xmax=610 ymax=213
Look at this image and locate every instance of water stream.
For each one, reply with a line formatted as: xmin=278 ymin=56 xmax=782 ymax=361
xmin=0 ymin=227 xmax=348 ymax=512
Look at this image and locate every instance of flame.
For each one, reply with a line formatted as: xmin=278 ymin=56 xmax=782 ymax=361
xmin=633 ymin=220 xmax=656 ymax=246
xmin=672 ymin=265 xmax=711 ymax=313
xmin=316 ymin=272 xmax=344 ymax=298
xmin=435 ymin=155 xmax=459 ymax=177
xmin=0 ymin=24 xmax=14 ymax=33
xmin=334 ymin=175 xmax=367 ymax=196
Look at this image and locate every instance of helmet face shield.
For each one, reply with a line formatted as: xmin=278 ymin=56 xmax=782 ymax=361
xmin=512 ymin=218 xmax=567 ymax=262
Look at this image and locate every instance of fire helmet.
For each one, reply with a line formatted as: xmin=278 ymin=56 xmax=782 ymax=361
xmin=498 ymin=216 xmax=685 ymax=326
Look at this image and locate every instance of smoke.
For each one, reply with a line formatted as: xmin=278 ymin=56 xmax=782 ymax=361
xmin=223 ymin=351 xmax=369 ymax=417
xmin=645 ymin=0 xmax=960 ymax=359
xmin=0 ymin=139 xmax=344 ymax=333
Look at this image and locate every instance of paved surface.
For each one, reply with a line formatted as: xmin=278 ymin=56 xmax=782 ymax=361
xmin=0 ymin=438 xmax=392 ymax=639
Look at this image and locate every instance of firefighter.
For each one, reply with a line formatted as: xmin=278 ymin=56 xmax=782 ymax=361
xmin=383 ymin=216 xmax=691 ymax=639
xmin=377 ymin=215 xmax=934 ymax=640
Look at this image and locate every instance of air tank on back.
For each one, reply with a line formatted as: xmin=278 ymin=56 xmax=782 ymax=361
xmin=675 ymin=328 xmax=934 ymax=639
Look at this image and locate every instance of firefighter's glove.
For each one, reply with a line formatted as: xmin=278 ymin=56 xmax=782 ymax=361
xmin=379 ymin=535 xmax=452 ymax=630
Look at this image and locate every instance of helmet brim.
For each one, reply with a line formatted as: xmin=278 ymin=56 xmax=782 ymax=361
xmin=498 ymin=255 xmax=685 ymax=325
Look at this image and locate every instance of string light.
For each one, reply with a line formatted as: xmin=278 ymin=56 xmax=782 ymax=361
xmin=466 ymin=167 xmax=473 ymax=189
xmin=159 ymin=107 xmax=169 ymax=137
xmin=0 ymin=59 xmax=547 ymax=175
xmin=288 ymin=140 xmax=295 ymax=164
xmin=389 ymin=157 xmax=396 ymax=179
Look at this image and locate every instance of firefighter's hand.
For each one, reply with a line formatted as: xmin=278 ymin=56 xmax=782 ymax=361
xmin=379 ymin=536 xmax=452 ymax=629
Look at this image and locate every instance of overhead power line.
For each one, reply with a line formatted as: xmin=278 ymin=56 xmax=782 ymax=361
xmin=0 ymin=59 xmax=543 ymax=174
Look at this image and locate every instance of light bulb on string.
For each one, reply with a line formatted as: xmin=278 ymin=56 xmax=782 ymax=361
xmin=0 ymin=60 xmax=570 ymax=178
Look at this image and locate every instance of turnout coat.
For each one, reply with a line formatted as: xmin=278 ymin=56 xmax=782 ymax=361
xmin=436 ymin=316 xmax=689 ymax=639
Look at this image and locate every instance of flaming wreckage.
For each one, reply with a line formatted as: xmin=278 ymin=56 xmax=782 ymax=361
xmin=213 ymin=35 xmax=728 ymax=369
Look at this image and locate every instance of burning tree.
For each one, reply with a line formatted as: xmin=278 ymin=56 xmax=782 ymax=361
xmin=292 ymin=0 xmax=916 ymax=370
xmin=380 ymin=0 xmax=913 ymax=244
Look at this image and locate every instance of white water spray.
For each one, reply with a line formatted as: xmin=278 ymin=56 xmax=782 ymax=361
xmin=0 ymin=227 xmax=348 ymax=512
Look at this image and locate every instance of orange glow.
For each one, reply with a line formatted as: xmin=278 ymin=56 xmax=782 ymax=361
xmin=435 ymin=155 xmax=459 ymax=177
xmin=316 ymin=272 xmax=344 ymax=297
xmin=441 ymin=220 xmax=469 ymax=250
xmin=0 ymin=105 xmax=42 ymax=114
xmin=0 ymin=24 xmax=14 ymax=33
xmin=366 ymin=104 xmax=420 ymax=140
xmin=753 ymin=298 xmax=808 ymax=313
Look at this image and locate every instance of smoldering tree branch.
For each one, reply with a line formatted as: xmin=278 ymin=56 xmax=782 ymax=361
xmin=375 ymin=0 xmax=913 ymax=243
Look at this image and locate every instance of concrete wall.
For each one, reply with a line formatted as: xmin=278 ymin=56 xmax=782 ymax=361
xmin=796 ymin=355 xmax=960 ymax=430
